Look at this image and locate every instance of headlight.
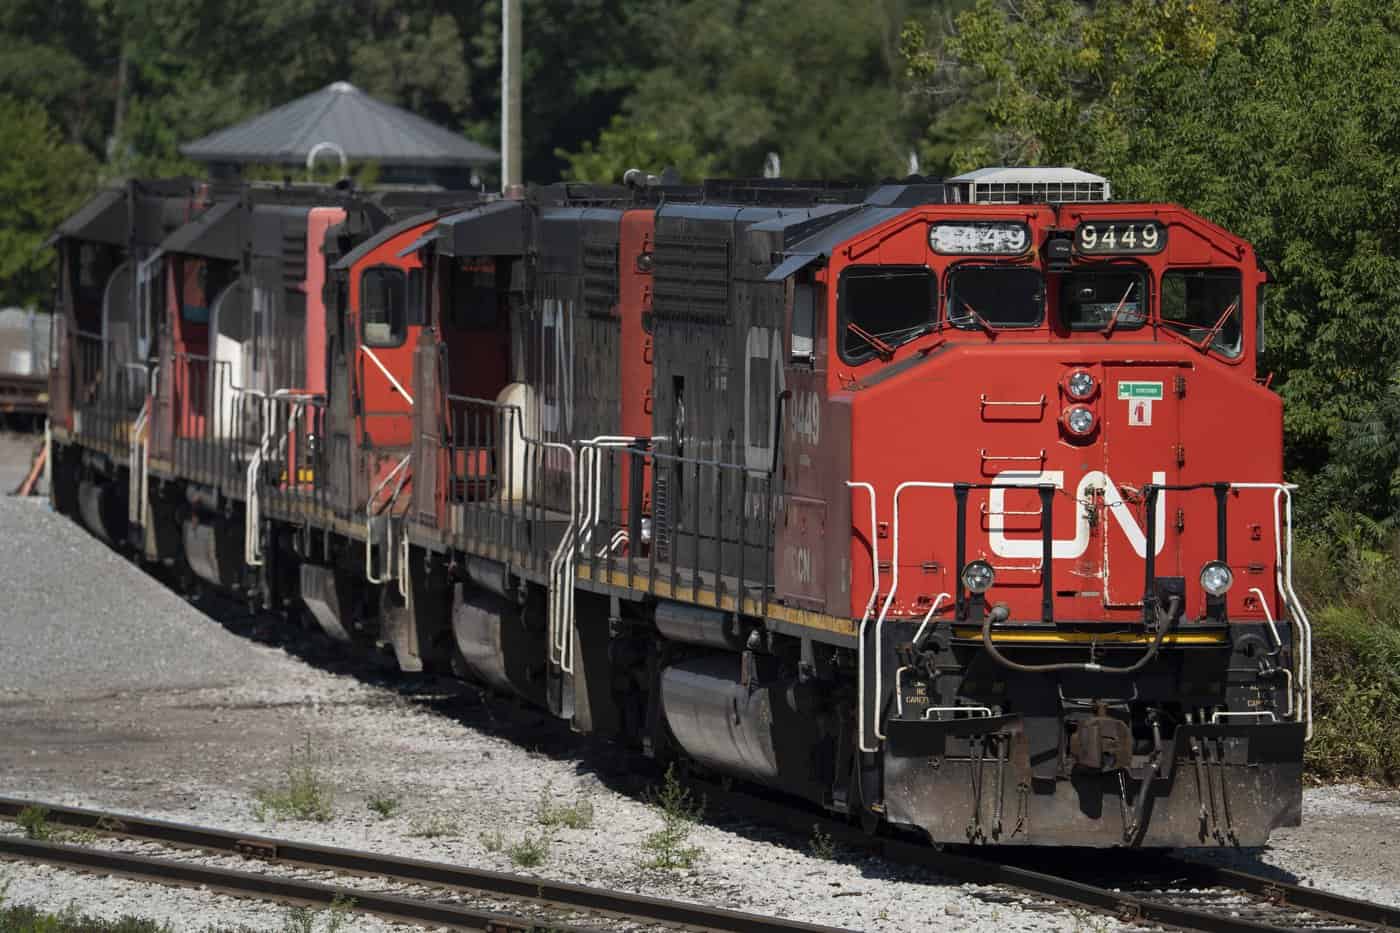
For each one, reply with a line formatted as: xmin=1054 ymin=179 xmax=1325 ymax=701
xmin=1064 ymin=405 xmax=1096 ymax=436
xmin=640 ymin=517 xmax=653 ymax=544
xmin=1200 ymin=561 xmax=1234 ymax=597
xmin=1066 ymin=369 xmax=1097 ymax=400
xmin=961 ymin=560 xmax=996 ymax=595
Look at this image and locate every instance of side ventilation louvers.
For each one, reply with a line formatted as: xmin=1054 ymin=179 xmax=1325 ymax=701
xmin=581 ymin=240 xmax=619 ymax=319
xmin=653 ymin=237 xmax=730 ymax=324
xmin=283 ymin=227 xmax=307 ymax=289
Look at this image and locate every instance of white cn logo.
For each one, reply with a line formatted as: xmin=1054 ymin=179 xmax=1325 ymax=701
xmin=987 ymin=470 xmax=1167 ymax=560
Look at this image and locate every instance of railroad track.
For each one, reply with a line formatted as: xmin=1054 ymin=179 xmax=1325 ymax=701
xmin=0 ymin=797 xmax=851 ymax=933
xmin=688 ymin=779 xmax=1400 ymax=933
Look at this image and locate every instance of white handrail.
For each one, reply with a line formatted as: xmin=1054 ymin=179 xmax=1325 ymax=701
xmin=366 ymin=453 xmax=412 ymax=585
xmin=845 ymin=481 xmax=880 ymax=753
xmin=243 ymin=389 xmax=319 ymax=568
xmin=552 ymin=435 xmax=641 ymax=675
xmin=359 ymin=345 xmax=414 ymax=405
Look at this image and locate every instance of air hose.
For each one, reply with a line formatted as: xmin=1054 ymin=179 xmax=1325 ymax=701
xmin=980 ymin=596 xmax=1181 ymax=675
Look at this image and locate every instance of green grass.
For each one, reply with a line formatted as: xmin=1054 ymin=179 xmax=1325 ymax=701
xmin=1296 ymin=533 xmax=1400 ymax=784
xmin=407 ymin=812 xmax=459 ymax=838
xmin=535 ymin=782 xmax=594 ymax=830
xmin=253 ymin=737 xmax=335 ymax=823
xmin=15 ymin=808 xmax=51 ymax=842
xmin=366 ymin=795 xmax=399 ymax=820
xmin=505 ymin=833 xmax=549 ymax=868
xmin=0 ymin=898 xmax=355 ymax=932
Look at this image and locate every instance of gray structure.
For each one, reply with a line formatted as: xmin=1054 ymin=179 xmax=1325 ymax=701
xmin=181 ymin=81 xmax=497 ymax=190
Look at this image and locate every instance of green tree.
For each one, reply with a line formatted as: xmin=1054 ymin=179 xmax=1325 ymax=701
xmin=0 ymin=96 xmax=99 ymax=308
xmin=904 ymin=0 xmax=1400 ymax=525
xmin=562 ymin=0 xmax=953 ymax=183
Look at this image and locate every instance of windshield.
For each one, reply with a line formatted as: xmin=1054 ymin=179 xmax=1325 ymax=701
xmin=947 ymin=266 xmax=1044 ymax=329
xmin=1060 ymin=268 xmax=1146 ymax=330
xmin=1161 ymin=269 xmax=1242 ymax=357
xmin=839 ymin=266 xmax=936 ymax=363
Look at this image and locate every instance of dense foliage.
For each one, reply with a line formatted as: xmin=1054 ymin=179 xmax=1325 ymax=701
xmin=2 ymin=0 xmax=1398 ymax=779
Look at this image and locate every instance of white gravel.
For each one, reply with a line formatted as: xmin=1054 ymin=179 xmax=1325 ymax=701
xmin=1 ymin=501 xmax=1397 ymax=931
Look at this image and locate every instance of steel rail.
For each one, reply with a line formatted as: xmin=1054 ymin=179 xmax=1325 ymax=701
xmin=0 ymin=835 xmax=583 ymax=933
xmin=0 ymin=798 xmax=852 ymax=933
xmin=687 ymin=780 xmax=1398 ymax=933
xmin=1161 ymin=856 xmax=1400 ymax=931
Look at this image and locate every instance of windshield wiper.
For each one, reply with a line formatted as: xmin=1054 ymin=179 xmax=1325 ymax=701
xmin=1192 ymin=298 xmax=1240 ymax=352
xmin=846 ymin=321 xmax=896 ymax=361
xmin=1102 ymin=282 xmax=1137 ymax=337
xmin=956 ymin=300 xmax=996 ymax=336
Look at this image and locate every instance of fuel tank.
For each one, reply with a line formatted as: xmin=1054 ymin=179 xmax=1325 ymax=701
xmin=77 ymin=478 xmax=125 ymax=545
xmin=659 ymin=655 xmax=831 ymax=798
xmin=451 ymin=583 xmax=545 ymax=703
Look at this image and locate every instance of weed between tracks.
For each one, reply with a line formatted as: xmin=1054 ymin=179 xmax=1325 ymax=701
xmin=407 ymin=811 xmax=460 ymax=838
xmin=478 ymin=827 xmax=550 ymax=867
xmin=505 ymin=833 xmax=549 ymax=868
xmin=0 ymin=896 xmax=356 ymax=932
xmin=253 ymin=736 xmax=335 ymax=823
xmin=15 ymin=808 xmax=51 ymax=842
xmin=640 ymin=764 xmax=704 ymax=870
xmin=535 ymin=781 xmax=594 ymax=830
xmin=365 ymin=794 xmax=399 ymax=820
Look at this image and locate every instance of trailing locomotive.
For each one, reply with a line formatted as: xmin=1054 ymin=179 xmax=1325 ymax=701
xmin=47 ymin=167 xmax=1310 ymax=848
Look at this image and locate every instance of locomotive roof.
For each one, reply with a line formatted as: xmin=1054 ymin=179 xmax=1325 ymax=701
xmin=158 ymin=199 xmax=242 ymax=261
xmin=49 ymin=187 xmax=128 ymax=248
xmin=432 ymin=199 xmax=530 ymax=258
xmin=334 ymin=206 xmax=462 ymax=271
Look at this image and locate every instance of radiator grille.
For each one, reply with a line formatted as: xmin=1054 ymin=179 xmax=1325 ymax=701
xmin=581 ymin=240 xmax=618 ymax=319
xmin=653 ymin=237 xmax=730 ymax=324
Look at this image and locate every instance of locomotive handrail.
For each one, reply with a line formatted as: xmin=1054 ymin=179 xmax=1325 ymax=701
xmin=978 ymin=393 xmax=1046 ymax=408
xmin=979 ymin=449 xmax=1046 ymax=464
xmin=862 ymin=478 xmax=1311 ymax=745
xmin=846 ymin=481 xmax=881 ymax=753
xmin=552 ymin=436 xmax=640 ymax=675
xmin=1140 ymin=481 xmax=1311 ymax=738
xmin=365 ymin=452 xmax=412 ymax=586
xmin=358 ymin=344 xmax=414 ymax=405
xmin=867 ymin=480 xmax=1055 ymax=746
xmin=244 ymin=389 xmax=324 ymax=567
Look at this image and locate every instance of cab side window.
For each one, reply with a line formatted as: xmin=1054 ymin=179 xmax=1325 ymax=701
xmin=1161 ymin=269 xmax=1242 ymax=357
xmin=361 ymin=266 xmax=406 ymax=347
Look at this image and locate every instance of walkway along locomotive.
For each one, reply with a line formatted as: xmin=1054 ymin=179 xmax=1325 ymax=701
xmin=46 ymin=167 xmax=1311 ymax=847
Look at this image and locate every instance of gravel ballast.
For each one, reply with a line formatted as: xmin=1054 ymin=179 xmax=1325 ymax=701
xmin=1 ymin=500 xmax=1397 ymax=931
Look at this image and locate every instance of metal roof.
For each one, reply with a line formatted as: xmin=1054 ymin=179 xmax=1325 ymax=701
xmin=158 ymin=200 xmax=242 ymax=261
xmin=46 ymin=188 xmax=127 ymax=248
xmin=181 ymin=81 xmax=499 ymax=168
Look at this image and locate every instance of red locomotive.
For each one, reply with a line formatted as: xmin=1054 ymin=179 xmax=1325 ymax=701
xmin=48 ymin=167 xmax=1309 ymax=847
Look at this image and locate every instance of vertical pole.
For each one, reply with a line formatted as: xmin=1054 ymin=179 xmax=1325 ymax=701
xmin=501 ymin=0 xmax=523 ymax=190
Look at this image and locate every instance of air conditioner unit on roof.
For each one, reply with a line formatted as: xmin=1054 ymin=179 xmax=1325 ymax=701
xmin=947 ymin=167 xmax=1111 ymax=204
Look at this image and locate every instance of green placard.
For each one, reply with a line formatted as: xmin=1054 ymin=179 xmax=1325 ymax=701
xmin=1117 ymin=381 xmax=1164 ymax=400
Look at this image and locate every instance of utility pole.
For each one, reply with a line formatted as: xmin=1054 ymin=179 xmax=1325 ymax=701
xmin=501 ymin=0 xmax=522 ymax=191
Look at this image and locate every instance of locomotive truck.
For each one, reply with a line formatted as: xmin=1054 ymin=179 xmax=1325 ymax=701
xmin=47 ymin=167 xmax=1309 ymax=847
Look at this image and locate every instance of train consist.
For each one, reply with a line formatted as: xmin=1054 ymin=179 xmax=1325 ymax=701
xmin=46 ymin=168 xmax=1311 ymax=847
